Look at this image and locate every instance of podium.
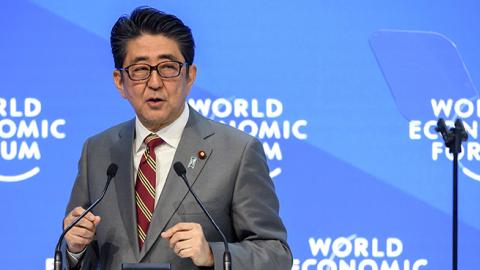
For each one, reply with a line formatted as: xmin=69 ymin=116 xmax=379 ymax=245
xmin=122 ymin=263 xmax=171 ymax=270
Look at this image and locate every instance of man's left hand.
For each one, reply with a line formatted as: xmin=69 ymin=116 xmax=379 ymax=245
xmin=161 ymin=222 xmax=214 ymax=267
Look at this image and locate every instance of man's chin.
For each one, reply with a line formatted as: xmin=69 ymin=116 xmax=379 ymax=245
xmin=138 ymin=115 xmax=171 ymax=131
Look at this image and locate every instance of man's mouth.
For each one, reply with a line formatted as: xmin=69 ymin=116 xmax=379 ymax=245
xmin=147 ymin=97 xmax=164 ymax=103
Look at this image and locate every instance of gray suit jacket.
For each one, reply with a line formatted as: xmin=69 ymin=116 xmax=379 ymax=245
xmin=65 ymin=108 xmax=292 ymax=270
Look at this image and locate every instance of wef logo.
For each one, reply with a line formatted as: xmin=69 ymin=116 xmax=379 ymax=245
xmin=188 ymin=97 xmax=308 ymax=179
xmin=0 ymin=97 xmax=66 ymax=182
xmin=409 ymin=97 xmax=480 ymax=182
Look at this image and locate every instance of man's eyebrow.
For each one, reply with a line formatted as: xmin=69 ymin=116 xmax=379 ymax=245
xmin=157 ymin=54 xmax=180 ymax=62
xmin=129 ymin=54 xmax=181 ymax=64
xmin=130 ymin=56 xmax=149 ymax=64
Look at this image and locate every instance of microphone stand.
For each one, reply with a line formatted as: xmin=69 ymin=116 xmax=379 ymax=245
xmin=435 ymin=118 xmax=468 ymax=270
xmin=54 ymin=164 xmax=118 ymax=270
xmin=173 ymin=162 xmax=231 ymax=270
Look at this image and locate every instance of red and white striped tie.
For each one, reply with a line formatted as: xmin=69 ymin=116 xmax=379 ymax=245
xmin=135 ymin=133 xmax=164 ymax=249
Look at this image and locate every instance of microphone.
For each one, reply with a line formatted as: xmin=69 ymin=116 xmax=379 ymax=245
xmin=173 ymin=162 xmax=231 ymax=270
xmin=454 ymin=119 xmax=468 ymax=142
xmin=54 ymin=163 xmax=118 ymax=270
xmin=435 ymin=118 xmax=468 ymax=152
xmin=435 ymin=118 xmax=449 ymax=142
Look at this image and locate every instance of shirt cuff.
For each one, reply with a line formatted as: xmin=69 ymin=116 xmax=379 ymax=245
xmin=66 ymin=247 xmax=87 ymax=266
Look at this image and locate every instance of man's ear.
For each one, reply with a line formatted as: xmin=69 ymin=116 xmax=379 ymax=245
xmin=113 ymin=70 xmax=127 ymax=98
xmin=185 ymin=63 xmax=197 ymax=95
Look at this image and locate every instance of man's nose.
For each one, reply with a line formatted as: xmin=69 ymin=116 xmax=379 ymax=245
xmin=147 ymin=70 xmax=164 ymax=90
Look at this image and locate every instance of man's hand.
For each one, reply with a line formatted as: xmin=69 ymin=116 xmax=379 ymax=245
xmin=64 ymin=207 xmax=101 ymax=253
xmin=161 ymin=222 xmax=214 ymax=267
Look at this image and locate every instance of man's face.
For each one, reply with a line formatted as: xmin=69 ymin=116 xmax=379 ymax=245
xmin=113 ymin=34 xmax=196 ymax=131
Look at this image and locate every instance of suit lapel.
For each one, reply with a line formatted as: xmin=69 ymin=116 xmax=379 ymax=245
xmin=141 ymin=109 xmax=214 ymax=260
xmin=110 ymin=120 xmax=141 ymax=260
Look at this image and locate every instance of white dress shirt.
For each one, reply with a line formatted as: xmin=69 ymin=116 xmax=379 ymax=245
xmin=133 ymin=104 xmax=189 ymax=206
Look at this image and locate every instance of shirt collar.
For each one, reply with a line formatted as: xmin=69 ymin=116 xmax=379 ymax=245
xmin=134 ymin=104 xmax=189 ymax=153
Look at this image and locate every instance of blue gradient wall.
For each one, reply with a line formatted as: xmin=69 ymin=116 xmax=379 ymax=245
xmin=1 ymin=1 xmax=479 ymax=269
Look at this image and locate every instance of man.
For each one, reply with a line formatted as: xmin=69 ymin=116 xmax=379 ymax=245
xmin=63 ymin=6 xmax=292 ymax=270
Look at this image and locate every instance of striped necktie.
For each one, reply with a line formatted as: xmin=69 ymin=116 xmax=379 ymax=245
xmin=135 ymin=133 xmax=164 ymax=249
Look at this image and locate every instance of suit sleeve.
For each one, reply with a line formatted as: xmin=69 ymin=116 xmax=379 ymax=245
xmin=63 ymin=138 xmax=99 ymax=270
xmin=209 ymin=137 xmax=293 ymax=270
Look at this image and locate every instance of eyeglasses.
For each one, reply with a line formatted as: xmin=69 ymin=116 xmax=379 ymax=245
xmin=118 ymin=61 xmax=185 ymax=81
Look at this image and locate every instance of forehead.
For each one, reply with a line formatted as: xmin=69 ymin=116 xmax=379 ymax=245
xmin=124 ymin=34 xmax=184 ymax=64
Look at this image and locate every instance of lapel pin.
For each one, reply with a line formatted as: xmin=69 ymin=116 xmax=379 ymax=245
xmin=188 ymin=156 xmax=198 ymax=169
xmin=198 ymin=150 xmax=207 ymax=160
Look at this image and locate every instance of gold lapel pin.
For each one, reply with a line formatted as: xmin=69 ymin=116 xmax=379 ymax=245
xmin=198 ymin=150 xmax=207 ymax=160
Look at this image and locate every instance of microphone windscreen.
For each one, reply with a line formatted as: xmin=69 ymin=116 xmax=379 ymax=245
xmin=455 ymin=118 xmax=465 ymax=130
xmin=173 ymin=162 xmax=187 ymax=176
xmin=438 ymin=118 xmax=447 ymax=128
xmin=107 ymin=163 xmax=119 ymax=177
xmin=436 ymin=118 xmax=448 ymax=134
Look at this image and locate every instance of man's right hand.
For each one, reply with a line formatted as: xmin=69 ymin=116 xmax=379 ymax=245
xmin=64 ymin=207 xmax=101 ymax=253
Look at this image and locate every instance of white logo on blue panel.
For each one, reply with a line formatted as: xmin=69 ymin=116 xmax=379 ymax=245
xmin=188 ymin=97 xmax=308 ymax=179
xmin=0 ymin=97 xmax=66 ymax=182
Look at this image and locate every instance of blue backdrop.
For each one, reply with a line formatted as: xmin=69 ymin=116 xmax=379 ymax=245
xmin=1 ymin=1 xmax=479 ymax=269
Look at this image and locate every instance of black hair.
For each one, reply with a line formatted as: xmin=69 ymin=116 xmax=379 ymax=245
xmin=110 ymin=6 xmax=195 ymax=68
